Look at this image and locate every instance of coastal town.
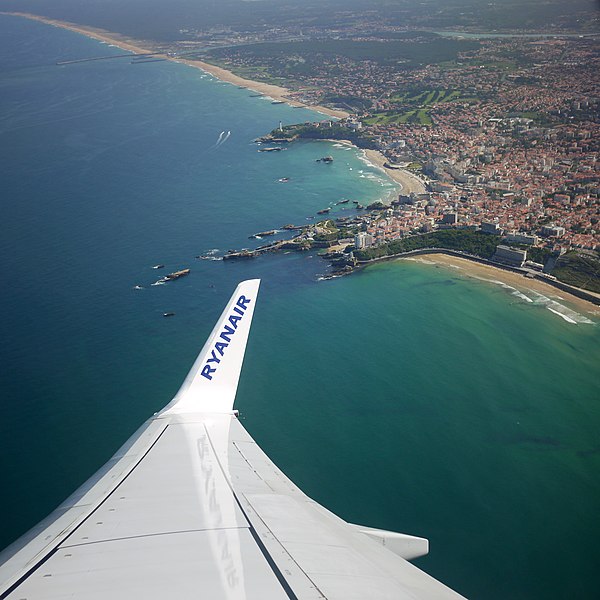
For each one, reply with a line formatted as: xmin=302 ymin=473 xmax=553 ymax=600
xmin=197 ymin=30 xmax=599 ymax=292
xmin=7 ymin=11 xmax=598 ymax=293
xmin=2 ymin=6 xmax=600 ymax=600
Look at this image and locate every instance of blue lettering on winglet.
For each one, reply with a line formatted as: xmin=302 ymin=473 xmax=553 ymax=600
xmin=200 ymin=295 xmax=252 ymax=381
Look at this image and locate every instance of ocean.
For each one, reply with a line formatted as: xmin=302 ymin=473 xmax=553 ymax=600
xmin=1 ymin=14 xmax=599 ymax=599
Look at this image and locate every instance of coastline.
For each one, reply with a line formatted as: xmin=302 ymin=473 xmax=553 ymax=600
xmin=7 ymin=10 xmax=593 ymax=318
xmin=397 ymin=252 xmax=600 ymax=317
xmin=322 ymin=139 xmax=427 ymax=196
xmin=3 ymin=11 xmax=348 ymax=120
xmin=363 ymin=148 xmax=427 ymax=195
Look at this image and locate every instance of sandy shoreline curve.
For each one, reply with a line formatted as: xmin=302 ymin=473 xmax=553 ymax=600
xmin=322 ymin=140 xmax=426 ymax=196
xmin=7 ymin=11 xmax=420 ymax=190
xmin=3 ymin=11 xmax=348 ymax=119
xmin=399 ymin=253 xmax=600 ymax=316
xmin=363 ymin=148 xmax=427 ymax=194
xmin=7 ymin=10 xmax=594 ymax=315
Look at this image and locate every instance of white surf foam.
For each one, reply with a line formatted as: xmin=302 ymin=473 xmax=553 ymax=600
xmin=546 ymin=307 xmax=578 ymax=324
xmin=530 ymin=291 xmax=594 ymax=324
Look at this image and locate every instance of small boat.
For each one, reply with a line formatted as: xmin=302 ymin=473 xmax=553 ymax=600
xmin=336 ymin=199 xmax=350 ymax=205
xmin=258 ymin=147 xmax=285 ymax=152
xmin=278 ymin=177 xmax=290 ymax=182
xmin=152 ymin=264 xmax=165 ymax=269
xmin=133 ymin=285 xmax=144 ymax=290
xmin=163 ymin=312 xmax=175 ymax=318
xmin=317 ymin=208 xmax=331 ymax=215
xmin=316 ymin=156 xmax=334 ymax=163
xmin=271 ymin=100 xmax=285 ymax=105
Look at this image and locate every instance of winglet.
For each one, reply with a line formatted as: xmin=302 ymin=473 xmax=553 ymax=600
xmin=161 ymin=279 xmax=260 ymax=415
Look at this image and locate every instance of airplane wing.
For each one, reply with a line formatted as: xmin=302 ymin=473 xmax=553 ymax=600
xmin=0 ymin=279 xmax=466 ymax=599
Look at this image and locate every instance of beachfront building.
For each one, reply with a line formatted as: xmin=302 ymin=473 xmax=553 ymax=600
xmin=492 ymin=245 xmax=527 ymax=268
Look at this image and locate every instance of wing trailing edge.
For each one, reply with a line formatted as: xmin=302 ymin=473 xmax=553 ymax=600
xmin=162 ymin=279 xmax=260 ymax=415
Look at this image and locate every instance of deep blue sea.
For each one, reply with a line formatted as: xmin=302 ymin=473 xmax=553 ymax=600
xmin=1 ymin=14 xmax=599 ymax=599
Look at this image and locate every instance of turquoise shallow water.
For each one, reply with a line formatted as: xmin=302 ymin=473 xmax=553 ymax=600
xmin=1 ymin=15 xmax=599 ymax=599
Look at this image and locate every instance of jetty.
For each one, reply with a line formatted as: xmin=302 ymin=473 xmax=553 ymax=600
xmin=131 ymin=58 xmax=167 ymax=64
xmin=56 ymin=53 xmax=160 ymax=65
xmin=223 ymin=250 xmax=256 ymax=260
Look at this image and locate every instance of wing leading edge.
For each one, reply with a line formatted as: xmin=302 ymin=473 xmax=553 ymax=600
xmin=0 ymin=280 xmax=467 ymax=599
xmin=162 ymin=278 xmax=260 ymax=415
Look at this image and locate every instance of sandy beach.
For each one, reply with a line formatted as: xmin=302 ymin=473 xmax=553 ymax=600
xmin=9 ymin=10 xmax=594 ymax=318
xmin=322 ymin=140 xmax=426 ymax=195
xmin=5 ymin=12 xmax=348 ymax=119
xmin=176 ymin=58 xmax=349 ymax=119
xmin=400 ymin=252 xmax=600 ymax=317
xmin=363 ymin=149 xmax=427 ymax=194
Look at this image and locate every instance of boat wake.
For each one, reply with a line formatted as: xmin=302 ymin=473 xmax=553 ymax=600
xmin=210 ymin=130 xmax=231 ymax=149
xmin=218 ymin=130 xmax=231 ymax=146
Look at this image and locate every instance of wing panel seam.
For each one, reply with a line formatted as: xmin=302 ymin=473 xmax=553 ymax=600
xmin=0 ymin=422 xmax=170 ymax=599
xmin=59 ymin=526 xmax=250 ymax=549
xmin=205 ymin=422 xmax=303 ymax=600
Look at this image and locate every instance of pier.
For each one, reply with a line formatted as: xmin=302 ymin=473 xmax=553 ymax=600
xmin=56 ymin=52 xmax=161 ymax=65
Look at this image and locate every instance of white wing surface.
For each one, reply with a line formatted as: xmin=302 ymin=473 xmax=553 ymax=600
xmin=0 ymin=280 xmax=467 ymax=600
xmin=162 ymin=278 xmax=260 ymax=415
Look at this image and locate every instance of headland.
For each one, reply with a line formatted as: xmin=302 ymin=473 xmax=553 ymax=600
xmin=5 ymin=10 xmax=598 ymax=316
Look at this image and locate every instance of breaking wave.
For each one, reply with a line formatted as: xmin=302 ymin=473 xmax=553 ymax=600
xmin=529 ymin=291 xmax=594 ymax=324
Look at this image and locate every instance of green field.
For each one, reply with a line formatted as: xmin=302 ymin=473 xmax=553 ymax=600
xmin=552 ymin=251 xmax=600 ymax=293
xmin=364 ymin=89 xmax=471 ymax=126
xmin=389 ymin=89 xmax=461 ymax=104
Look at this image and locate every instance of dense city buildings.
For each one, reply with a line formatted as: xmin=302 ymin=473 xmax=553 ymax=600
xmin=205 ymin=33 xmax=598 ymax=258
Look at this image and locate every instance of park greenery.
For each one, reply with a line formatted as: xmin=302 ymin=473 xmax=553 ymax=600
xmin=354 ymin=229 xmax=500 ymax=261
xmin=552 ymin=251 xmax=600 ymax=293
xmin=364 ymin=89 xmax=477 ymax=126
xmin=271 ymin=123 xmax=378 ymax=149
